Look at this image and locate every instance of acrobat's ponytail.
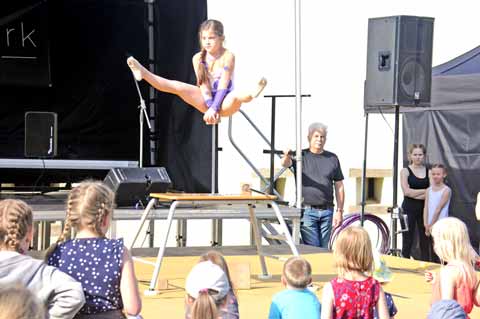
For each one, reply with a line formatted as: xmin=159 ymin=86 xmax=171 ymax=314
xmin=197 ymin=48 xmax=209 ymax=86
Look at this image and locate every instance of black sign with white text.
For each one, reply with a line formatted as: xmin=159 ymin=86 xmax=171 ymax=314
xmin=0 ymin=1 xmax=51 ymax=87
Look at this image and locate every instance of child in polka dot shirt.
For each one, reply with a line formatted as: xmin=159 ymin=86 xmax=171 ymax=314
xmin=46 ymin=180 xmax=142 ymax=319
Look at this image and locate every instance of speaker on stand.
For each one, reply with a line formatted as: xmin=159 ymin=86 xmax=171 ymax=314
xmin=362 ymin=16 xmax=434 ymax=256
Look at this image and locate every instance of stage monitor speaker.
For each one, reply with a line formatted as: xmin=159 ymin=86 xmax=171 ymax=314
xmin=365 ymin=16 xmax=434 ymax=109
xmin=103 ymin=167 xmax=172 ymax=207
xmin=24 ymin=112 xmax=58 ymax=158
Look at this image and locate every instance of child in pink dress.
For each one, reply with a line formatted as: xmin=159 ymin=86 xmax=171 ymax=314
xmin=321 ymin=226 xmax=389 ymax=319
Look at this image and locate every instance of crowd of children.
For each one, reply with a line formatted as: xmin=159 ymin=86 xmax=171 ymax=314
xmin=0 ymin=176 xmax=479 ymax=318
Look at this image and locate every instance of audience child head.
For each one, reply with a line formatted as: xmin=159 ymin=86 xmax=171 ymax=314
xmin=0 ymin=199 xmax=33 ymax=254
xmin=58 ymin=180 xmax=115 ymax=241
xmin=282 ymin=256 xmax=312 ymax=289
xmin=0 ymin=283 xmax=45 ymax=319
xmin=185 ymin=260 xmax=230 ymax=319
xmin=199 ymin=250 xmax=234 ymax=290
xmin=333 ymin=225 xmax=373 ymax=276
xmin=431 ymin=217 xmax=478 ymax=267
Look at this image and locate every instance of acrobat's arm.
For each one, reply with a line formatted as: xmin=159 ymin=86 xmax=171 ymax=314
xmin=209 ymin=52 xmax=235 ymax=112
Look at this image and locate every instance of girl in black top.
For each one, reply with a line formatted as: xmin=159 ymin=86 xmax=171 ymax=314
xmin=400 ymin=144 xmax=430 ymax=260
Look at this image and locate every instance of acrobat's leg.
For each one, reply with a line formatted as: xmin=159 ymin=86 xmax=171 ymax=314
xmin=219 ymin=77 xmax=267 ymax=117
xmin=127 ymin=57 xmax=208 ymax=113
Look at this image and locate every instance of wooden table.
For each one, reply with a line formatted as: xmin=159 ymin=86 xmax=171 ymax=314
xmin=130 ymin=193 xmax=300 ymax=294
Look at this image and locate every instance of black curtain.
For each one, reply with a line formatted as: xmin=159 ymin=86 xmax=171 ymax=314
xmin=403 ymin=110 xmax=480 ymax=248
xmin=0 ymin=0 xmax=210 ymax=192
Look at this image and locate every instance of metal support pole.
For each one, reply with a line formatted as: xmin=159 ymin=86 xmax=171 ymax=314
xmin=390 ymin=105 xmax=400 ymax=255
xmin=147 ymin=0 xmax=156 ymax=165
xmin=294 ymin=0 xmax=303 ymax=209
xmin=269 ymin=97 xmax=276 ymax=195
xmin=211 ymin=124 xmax=222 ymax=245
xmin=360 ymin=113 xmax=369 ymax=226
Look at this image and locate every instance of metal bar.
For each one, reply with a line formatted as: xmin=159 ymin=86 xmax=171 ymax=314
xmin=294 ymin=0 xmax=303 ymax=209
xmin=149 ymin=200 xmax=180 ymax=291
xmin=270 ymin=201 xmax=299 ymax=256
xmin=129 ymin=198 xmax=156 ymax=250
xmin=269 ymin=97 xmax=276 ymax=195
xmin=248 ymin=204 xmax=269 ymax=277
xmin=361 ymin=113 xmax=369 ymax=226
xmin=227 ymin=116 xmax=282 ymax=199
xmin=391 ymin=105 xmax=400 ymax=253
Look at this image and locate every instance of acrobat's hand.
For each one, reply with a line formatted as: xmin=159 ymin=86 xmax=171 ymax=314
xmin=127 ymin=56 xmax=143 ymax=81
xmin=203 ymin=108 xmax=220 ymax=125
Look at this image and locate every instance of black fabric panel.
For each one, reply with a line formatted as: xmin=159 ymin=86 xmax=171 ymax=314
xmin=151 ymin=0 xmax=210 ymax=192
xmin=0 ymin=0 xmax=210 ymax=191
xmin=403 ymin=111 xmax=480 ymax=247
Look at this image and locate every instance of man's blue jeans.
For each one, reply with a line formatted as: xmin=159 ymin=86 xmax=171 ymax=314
xmin=300 ymin=208 xmax=334 ymax=248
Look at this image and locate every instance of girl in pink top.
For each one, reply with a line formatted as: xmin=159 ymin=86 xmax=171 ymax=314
xmin=425 ymin=217 xmax=480 ymax=318
xmin=321 ymin=226 xmax=389 ymax=319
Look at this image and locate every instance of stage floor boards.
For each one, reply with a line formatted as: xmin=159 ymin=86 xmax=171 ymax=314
xmin=132 ymin=246 xmax=480 ymax=319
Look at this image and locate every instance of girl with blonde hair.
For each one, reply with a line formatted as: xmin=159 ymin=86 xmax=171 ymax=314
xmin=127 ymin=19 xmax=267 ymax=125
xmin=0 ymin=199 xmax=84 ymax=319
xmin=425 ymin=217 xmax=480 ymax=318
xmin=46 ymin=180 xmax=142 ymax=319
xmin=321 ymin=226 xmax=389 ymax=319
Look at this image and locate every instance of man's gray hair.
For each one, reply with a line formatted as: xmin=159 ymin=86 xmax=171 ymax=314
xmin=308 ymin=122 xmax=328 ymax=137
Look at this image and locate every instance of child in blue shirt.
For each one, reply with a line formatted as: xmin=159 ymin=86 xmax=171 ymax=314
xmin=268 ymin=256 xmax=321 ymax=319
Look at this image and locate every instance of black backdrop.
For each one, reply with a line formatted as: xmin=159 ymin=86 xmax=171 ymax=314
xmin=0 ymin=0 xmax=211 ymax=192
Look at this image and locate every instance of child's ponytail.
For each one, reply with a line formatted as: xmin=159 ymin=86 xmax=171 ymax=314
xmin=191 ymin=289 xmax=218 ymax=319
xmin=0 ymin=199 xmax=32 ymax=253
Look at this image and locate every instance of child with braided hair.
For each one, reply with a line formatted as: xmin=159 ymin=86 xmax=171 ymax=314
xmin=0 ymin=199 xmax=85 ymax=319
xmin=46 ymin=180 xmax=142 ymax=319
xmin=127 ymin=19 xmax=267 ymax=125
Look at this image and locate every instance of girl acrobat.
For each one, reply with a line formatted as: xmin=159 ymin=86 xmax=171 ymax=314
xmin=127 ymin=19 xmax=267 ymax=125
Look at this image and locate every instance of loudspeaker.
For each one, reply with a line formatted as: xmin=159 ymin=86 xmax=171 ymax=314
xmin=103 ymin=167 xmax=172 ymax=207
xmin=25 ymin=112 xmax=58 ymax=158
xmin=365 ymin=16 xmax=434 ymax=108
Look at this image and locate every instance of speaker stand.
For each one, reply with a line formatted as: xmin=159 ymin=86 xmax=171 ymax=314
xmin=132 ymin=75 xmax=152 ymax=168
xmin=388 ymin=105 xmax=402 ymax=256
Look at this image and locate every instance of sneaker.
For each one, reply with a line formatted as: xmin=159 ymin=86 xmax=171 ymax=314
xmin=127 ymin=56 xmax=143 ymax=81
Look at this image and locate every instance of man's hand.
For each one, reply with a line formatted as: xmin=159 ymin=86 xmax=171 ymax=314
xmin=332 ymin=210 xmax=343 ymax=228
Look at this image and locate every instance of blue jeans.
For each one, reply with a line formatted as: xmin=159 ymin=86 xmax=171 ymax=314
xmin=300 ymin=208 xmax=334 ymax=248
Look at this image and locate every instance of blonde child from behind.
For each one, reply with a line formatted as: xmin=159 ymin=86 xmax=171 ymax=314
xmin=46 ymin=180 xmax=142 ymax=318
xmin=0 ymin=199 xmax=84 ymax=319
xmin=185 ymin=251 xmax=239 ymax=319
xmin=185 ymin=260 xmax=231 ymax=319
xmin=425 ymin=217 xmax=479 ymax=318
xmin=268 ymin=256 xmax=321 ymax=319
xmin=321 ymin=226 xmax=389 ymax=319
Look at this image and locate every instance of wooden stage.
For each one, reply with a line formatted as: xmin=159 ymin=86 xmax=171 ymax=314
xmin=132 ymin=246 xmax=480 ymax=319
